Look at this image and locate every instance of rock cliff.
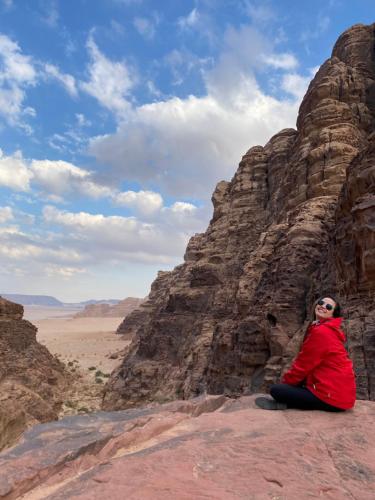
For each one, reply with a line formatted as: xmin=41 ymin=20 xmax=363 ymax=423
xmin=0 ymin=297 xmax=69 ymax=451
xmin=74 ymin=297 xmax=145 ymax=319
xmin=103 ymin=23 xmax=375 ymax=410
xmin=0 ymin=396 xmax=374 ymax=499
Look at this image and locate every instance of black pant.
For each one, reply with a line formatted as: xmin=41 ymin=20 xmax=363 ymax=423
xmin=270 ymin=384 xmax=344 ymax=412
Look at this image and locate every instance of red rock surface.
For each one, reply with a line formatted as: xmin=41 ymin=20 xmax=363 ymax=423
xmin=0 ymin=396 xmax=374 ymax=500
xmin=74 ymin=297 xmax=145 ymax=319
xmin=103 ymin=23 xmax=375 ymax=410
xmin=0 ymin=297 xmax=70 ymax=451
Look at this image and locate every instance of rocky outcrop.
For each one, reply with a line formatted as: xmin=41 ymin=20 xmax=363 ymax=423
xmin=0 ymin=395 xmax=374 ymax=499
xmin=0 ymin=297 xmax=69 ymax=451
xmin=334 ymin=137 xmax=375 ymax=399
xmin=74 ymin=297 xmax=145 ymax=319
xmin=102 ymin=24 xmax=375 ymax=410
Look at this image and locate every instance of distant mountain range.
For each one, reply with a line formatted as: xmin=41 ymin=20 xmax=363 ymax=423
xmin=0 ymin=294 xmax=120 ymax=307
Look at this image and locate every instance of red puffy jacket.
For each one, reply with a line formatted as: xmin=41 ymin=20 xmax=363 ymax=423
xmin=282 ymin=317 xmax=356 ymax=409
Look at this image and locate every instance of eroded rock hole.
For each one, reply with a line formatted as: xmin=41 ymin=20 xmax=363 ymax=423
xmin=267 ymin=313 xmax=277 ymax=327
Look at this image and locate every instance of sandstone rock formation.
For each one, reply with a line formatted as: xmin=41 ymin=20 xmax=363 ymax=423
xmin=0 ymin=297 xmax=69 ymax=451
xmin=102 ymin=23 xmax=375 ymax=411
xmin=74 ymin=297 xmax=145 ymax=319
xmin=0 ymin=395 xmax=374 ymax=499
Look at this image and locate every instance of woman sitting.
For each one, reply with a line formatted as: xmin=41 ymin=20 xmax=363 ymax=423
xmin=256 ymin=296 xmax=356 ymax=411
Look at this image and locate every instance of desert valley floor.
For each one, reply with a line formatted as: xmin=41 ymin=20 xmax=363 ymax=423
xmin=24 ymin=307 xmax=130 ymax=416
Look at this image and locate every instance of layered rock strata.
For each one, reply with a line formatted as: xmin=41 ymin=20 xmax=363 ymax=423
xmin=0 ymin=297 xmax=69 ymax=451
xmin=0 ymin=396 xmax=374 ymax=500
xmin=74 ymin=297 xmax=145 ymax=319
xmin=103 ymin=24 xmax=375 ymax=410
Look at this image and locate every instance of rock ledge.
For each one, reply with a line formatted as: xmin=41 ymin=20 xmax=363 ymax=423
xmin=0 ymin=396 xmax=374 ymax=499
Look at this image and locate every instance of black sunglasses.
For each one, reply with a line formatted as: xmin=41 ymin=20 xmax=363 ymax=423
xmin=317 ymin=299 xmax=334 ymax=311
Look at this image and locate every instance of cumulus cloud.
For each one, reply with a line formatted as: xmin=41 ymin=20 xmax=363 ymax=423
xmin=0 ymin=224 xmax=82 ymax=263
xmin=114 ymin=190 xmax=163 ymax=215
xmin=0 ymin=150 xmax=33 ymax=191
xmin=80 ymin=35 xmax=135 ymax=115
xmin=0 ymin=149 xmax=198 ymax=225
xmin=42 ymin=204 xmax=200 ymax=264
xmin=88 ymin=23 xmax=309 ymax=199
xmin=30 ymin=159 xmax=112 ymax=199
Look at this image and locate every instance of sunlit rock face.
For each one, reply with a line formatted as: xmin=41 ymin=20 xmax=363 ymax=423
xmin=0 ymin=297 xmax=69 ymax=451
xmin=103 ymin=23 xmax=375 ymax=411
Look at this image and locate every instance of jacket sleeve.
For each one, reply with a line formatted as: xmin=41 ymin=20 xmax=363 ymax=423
xmin=282 ymin=326 xmax=330 ymax=385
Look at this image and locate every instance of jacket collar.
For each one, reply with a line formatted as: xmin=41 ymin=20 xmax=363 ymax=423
xmin=313 ymin=317 xmax=345 ymax=341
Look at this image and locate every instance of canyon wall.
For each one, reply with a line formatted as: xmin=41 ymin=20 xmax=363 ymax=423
xmin=103 ymin=24 xmax=375 ymax=410
xmin=0 ymin=297 xmax=69 ymax=450
xmin=74 ymin=297 xmax=145 ymax=319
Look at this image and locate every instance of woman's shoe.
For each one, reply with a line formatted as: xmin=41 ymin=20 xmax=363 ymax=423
xmin=255 ymin=397 xmax=287 ymax=410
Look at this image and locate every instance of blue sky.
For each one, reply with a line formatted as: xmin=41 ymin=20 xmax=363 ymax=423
xmin=0 ymin=0 xmax=374 ymax=302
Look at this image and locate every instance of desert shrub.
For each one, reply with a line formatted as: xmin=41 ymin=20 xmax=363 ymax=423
xmin=88 ymin=366 xmax=96 ymax=371
xmin=95 ymin=370 xmax=105 ymax=378
xmin=95 ymin=378 xmax=103 ymax=384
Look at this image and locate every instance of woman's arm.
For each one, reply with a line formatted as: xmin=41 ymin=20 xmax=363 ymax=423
xmin=282 ymin=327 xmax=330 ymax=385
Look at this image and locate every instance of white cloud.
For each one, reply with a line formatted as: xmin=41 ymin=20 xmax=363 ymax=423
xmin=281 ymin=66 xmax=318 ymax=100
xmin=0 ymin=34 xmax=36 ymax=83
xmin=42 ymin=205 xmax=193 ymax=264
xmin=0 ymin=149 xmax=189 ymax=221
xmin=0 ymin=224 xmax=82 ymax=262
xmin=45 ymin=264 xmax=86 ymax=278
xmin=0 ymin=150 xmax=33 ymax=191
xmin=114 ymin=190 xmax=163 ymax=215
xmin=0 ymin=206 xmax=13 ymax=223
xmin=263 ymin=53 xmax=298 ymax=70
xmin=30 ymin=159 xmax=112 ymax=199
xmin=88 ymin=24 xmax=307 ymax=199
xmin=43 ymin=63 xmax=77 ymax=96
xmin=0 ymin=33 xmax=37 ymax=128
xmin=168 ymin=201 xmax=196 ymax=213
xmin=80 ymin=35 xmax=135 ymax=115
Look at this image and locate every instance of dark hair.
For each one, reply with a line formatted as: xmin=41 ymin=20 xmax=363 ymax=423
xmin=313 ymin=295 xmax=341 ymax=319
